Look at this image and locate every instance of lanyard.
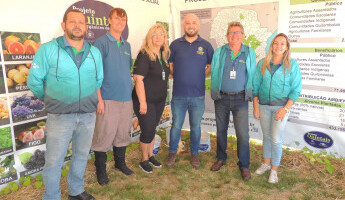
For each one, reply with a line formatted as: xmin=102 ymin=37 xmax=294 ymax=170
xmin=158 ymin=51 xmax=165 ymax=81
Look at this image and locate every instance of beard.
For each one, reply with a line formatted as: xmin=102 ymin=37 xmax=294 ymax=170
xmin=184 ymin=30 xmax=198 ymax=38
xmin=65 ymin=28 xmax=85 ymax=41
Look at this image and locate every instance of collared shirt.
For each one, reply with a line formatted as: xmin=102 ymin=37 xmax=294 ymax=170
xmin=63 ymin=36 xmax=85 ymax=68
xmin=93 ymin=31 xmax=132 ymax=101
xmin=220 ymin=44 xmax=247 ymax=93
xmin=169 ymin=35 xmax=214 ymax=97
xmin=270 ymin=61 xmax=282 ymax=75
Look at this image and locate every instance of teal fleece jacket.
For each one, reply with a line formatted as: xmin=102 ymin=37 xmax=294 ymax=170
xmin=210 ymin=44 xmax=256 ymax=101
xmin=27 ymin=36 xmax=104 ymax=114
xmin=253 ymin=59 xmax=302 ymax=105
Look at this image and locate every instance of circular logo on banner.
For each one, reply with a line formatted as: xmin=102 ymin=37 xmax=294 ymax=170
xmin=65 ymin=0 xmax=129 ymax=43
xmin=304 ymin=131 xmax=333 ymax=149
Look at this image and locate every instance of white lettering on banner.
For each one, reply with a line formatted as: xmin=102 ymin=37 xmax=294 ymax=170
xmin=0 ymin=176 xmax=13 ymax=184
xmin=72 ymin=6 xmax=95 ymax=15
xmin=142 ymin=0 xmax=159 ymax=5
xmin=185 ymin=0 xmax=207 ymax=2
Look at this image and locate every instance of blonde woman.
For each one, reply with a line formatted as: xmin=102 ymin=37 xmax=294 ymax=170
xmin=252 ymin=33 xmax=302 ymax=183
xmin=132 ymin=23 xmax=170 ymax=173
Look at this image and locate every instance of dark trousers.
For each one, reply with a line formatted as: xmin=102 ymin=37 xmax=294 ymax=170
xmin=133 ymin=99 xmax=165 ymax=143
xmin=214 ymin=93 xmax=250 ymax=169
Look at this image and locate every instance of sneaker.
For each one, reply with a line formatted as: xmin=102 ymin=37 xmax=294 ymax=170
xmin=255 ymin=163 xmax=271 ymax=175
xmin=268 ymin=170 xmax=278 ymax=183
xmin=149 ymin=156 xmax=162 ymax=168
xmin=139 ymin=160 xmax=153 ymax=173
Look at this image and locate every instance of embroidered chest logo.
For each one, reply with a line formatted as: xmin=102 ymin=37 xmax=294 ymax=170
xmin=196 ymin=46 xmax=204 ymax=55
xmin=124 ymin=51 xmax=130 ymax=56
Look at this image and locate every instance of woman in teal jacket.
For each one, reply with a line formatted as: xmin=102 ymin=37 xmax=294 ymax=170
xmin=252 ymin=33 xmax=302 ymax=183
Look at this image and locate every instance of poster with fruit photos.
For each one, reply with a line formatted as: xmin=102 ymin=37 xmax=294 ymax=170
xmin=0 ymin=127 xmax=13 ymax=156
xmin=14 ymin=119 xmax=46 ymax=151
xmin=15 ymin=146 xmax=45 ymax=177
xmin=10 ymin=91 xmax=46 ymax=123
xmin=5 ymin=64 xmax=30 ymax=93
xmin=0 ymin=31 xmax=47 ymax=186
xmin=1 ymin=31 xmax=40 ymax=62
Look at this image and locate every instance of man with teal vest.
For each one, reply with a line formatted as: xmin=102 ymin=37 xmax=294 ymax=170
xmin=210 ymin=21 xmax=256 ymax=180
xmin=27 ymin=10 xmax=103 ymax=200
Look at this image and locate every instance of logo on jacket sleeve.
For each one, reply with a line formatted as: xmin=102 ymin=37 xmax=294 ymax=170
xmin=32 ymin=62 xmax=39 ymax=69
xmin=197 ymin=46 xmax=204 ymax=55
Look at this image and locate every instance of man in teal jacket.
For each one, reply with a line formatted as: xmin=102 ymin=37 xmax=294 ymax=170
xmin=210 ymin=22 xmax=256 ymax=180
xmin=27 ymin=10 xmax=103 ymax=200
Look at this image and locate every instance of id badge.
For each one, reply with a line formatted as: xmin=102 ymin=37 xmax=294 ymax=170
xmin=162 ymin=71 xmax=165 ymax=80
xmin=230 ymin=70 xmax=236 ymax=79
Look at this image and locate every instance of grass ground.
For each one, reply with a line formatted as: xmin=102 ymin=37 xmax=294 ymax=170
xmin=2 ymin=130 xmax=344 ymax=200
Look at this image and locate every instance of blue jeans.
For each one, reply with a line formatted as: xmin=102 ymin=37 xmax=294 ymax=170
xmin=259 ymin=105 xmax=289 ymax=166
xmin=214 ymin=93 xmax=250 ymax=169
xmin=169 ymin=96 xmax=205 ymax=155
xmin=42 ymin=112 xmax=96 ymax=200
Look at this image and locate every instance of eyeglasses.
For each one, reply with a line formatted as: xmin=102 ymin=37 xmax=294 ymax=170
xmin=228 ymin=31 xmax=243 ymax=36
xmin=153 ymin=33 xmax=164 ymax=37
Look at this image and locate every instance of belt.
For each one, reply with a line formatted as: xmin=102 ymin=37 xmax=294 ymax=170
xmin=220 ymin=90 xmax=245 ymax=96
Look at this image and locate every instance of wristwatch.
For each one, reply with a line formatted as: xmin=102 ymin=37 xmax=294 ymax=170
xmin=283 ymin=107 xmax=289 ymax=112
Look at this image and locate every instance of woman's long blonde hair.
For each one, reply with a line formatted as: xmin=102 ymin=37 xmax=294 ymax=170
xmin=140 ymin=23 xmax=170 ymax=62
xmin=261 ymin=33 xmax=291 ymax=75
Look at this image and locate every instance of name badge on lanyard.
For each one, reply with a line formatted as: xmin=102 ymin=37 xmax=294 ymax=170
xmin=230 ymin=66 xmax=236 ymax=79
xmin=162 ymin=71 xmax=165 ymax=81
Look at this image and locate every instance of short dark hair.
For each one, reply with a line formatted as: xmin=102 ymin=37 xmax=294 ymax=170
xmin=109 ymin=8 xmax=127 ymax=22
xmin=63 ymin=9 xmax=86 ymax=23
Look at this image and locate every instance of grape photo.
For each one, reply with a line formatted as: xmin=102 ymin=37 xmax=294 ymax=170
xmin=10 ymin=91 xmax=46 ymax=123
xmin=18 ymin=149 xmax=45 ymax=170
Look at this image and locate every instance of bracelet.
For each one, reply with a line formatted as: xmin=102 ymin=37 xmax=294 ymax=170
xmin=283 ymin=107 xmax=289 ymax=112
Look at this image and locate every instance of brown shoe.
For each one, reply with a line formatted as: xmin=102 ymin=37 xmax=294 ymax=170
xmin=166 ymin=152 xmax=176 ymax=168
xmin=190 ymin=154 xmax=200 ymax=169
xmin=241 ymin=168 xmax=251 ymax=180
xmin=210 ymin=160 xmax=225 ymax=171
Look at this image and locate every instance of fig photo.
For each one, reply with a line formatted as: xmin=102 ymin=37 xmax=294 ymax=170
xmin=14 ymin=120 xmax=46 ymax=151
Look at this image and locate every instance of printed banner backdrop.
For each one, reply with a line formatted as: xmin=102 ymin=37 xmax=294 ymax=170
xmin=0 ymin=0 xmax=344 ymax=190
xmin=0 ymin=0 xmax=170 ymax=189
xmin=170 ymin=0 xmax=345 ymax=157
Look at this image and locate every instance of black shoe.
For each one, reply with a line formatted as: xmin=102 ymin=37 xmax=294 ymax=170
xmin=115 ymin=163 xmax=134 ymax=176
xmin=149 ymin=156 xmax=162 ymax=168
xmin=96 ymin=169 xmax=109 ymax=185
xmin=139 ymin=160 xmax=153 ymax=173
xmin=69 ymin=191 xmax=95 ymax=200
xmin=113 ymin=146 xmax=134 ymax=176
